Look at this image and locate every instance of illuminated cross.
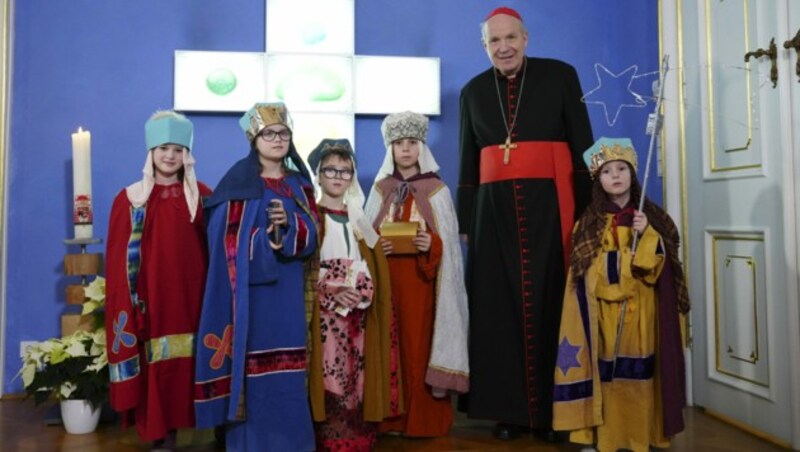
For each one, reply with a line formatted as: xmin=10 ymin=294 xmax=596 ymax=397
xmin=173 ymin=0 xmax=441 ymax=158
xmin=500 ymin=137 xmax=518 ymax=165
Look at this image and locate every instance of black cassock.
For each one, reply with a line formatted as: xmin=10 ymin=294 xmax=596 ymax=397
xmin=457 ymin=57 xmax=593 ymax=428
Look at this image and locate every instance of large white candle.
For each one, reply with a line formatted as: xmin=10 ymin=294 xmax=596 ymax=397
xmin=71 ymin=127 xmax=93 ymax=239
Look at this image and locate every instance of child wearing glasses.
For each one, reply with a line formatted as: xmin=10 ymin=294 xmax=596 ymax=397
xmin=105 ymin=111 xmax=212 ymax=448
xmin=305 ymin=138 xmax=400 ymax=450
xmin=194 ymin=102 xmax=319 ymax=451
xmin=364 ymin=111 xmax=469 ymax=437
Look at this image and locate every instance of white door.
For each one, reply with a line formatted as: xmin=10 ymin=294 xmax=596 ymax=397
xmin=664 ymin=0 xmax=800 ymax=447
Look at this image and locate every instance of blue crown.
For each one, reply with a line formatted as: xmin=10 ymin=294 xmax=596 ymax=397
xmin=583 ymin=137 xmax=638 ymax=176
xmin=145 ymin=112 xmax=193 ymax=151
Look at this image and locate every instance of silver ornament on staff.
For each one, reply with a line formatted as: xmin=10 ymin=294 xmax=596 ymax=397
xmin=611 ymin=55 xmax=670 ymax=378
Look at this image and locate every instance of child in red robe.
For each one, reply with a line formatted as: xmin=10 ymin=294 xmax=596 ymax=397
xmin=105 ymin=111 xmax=211 ymax=448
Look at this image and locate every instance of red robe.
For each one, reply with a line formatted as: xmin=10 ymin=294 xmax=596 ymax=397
xmin=377 ymin=194 xmax=452 ymax=437
xmin=105 ymin=182 xmax=211 ymax=441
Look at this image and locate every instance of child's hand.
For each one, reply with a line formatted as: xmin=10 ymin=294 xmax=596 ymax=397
xmin=380 ymin=238 xmax=393 ymax=255
xmin=633 ymin=210 xmax=648 ymax=234
xmin=413 ymin=231 xmax=432 ymax=252
xmin=333 ymin=288 xmax=362 ymax=308
xmin=268 ymin=199 xmax=287 ymax=226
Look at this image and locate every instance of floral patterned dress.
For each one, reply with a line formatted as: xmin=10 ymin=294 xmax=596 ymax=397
xmin=316 ymin=208 xmax=377 ymax=451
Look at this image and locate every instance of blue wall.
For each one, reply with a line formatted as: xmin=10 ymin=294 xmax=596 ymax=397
xmin=3 ymin=0 xmax=658 ymax=392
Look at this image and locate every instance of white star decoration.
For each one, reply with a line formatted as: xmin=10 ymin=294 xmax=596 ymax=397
xmin=582 ymin=63 xmax=651 ymax=127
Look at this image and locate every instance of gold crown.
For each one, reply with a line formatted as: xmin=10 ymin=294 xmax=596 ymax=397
xmin=254 ymin=105 xmax=285 ymax=127
xmin=588 ymin=143 xmax=638 ymax=176
xmin=240 ymin=103 xmax=291 ymax=142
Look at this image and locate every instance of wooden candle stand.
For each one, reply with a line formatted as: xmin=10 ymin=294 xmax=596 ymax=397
xmin=62 ymin=237 xmax=103 ymax=336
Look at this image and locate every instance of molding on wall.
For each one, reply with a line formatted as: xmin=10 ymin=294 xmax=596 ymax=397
xmin=659 ymin=0 xmax=693 ymax=407
xmin=0 ymin=0 xmax=13 ymax=398
xmin=776 ymin=2 xmax=800 ymax=448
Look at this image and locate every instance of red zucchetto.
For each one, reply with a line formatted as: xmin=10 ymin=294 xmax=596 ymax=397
xmin=485 ymin=6 xmax=522 ymax=21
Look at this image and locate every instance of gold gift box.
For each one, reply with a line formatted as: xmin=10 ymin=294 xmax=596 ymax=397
xmin=380 ymin=221 xmax=420 ymax=254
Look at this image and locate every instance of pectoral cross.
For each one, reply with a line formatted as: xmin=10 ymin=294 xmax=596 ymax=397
xmin=500 ymin=136 xmax=517 ymax=165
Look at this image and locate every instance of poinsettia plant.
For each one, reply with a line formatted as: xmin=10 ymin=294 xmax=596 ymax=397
xmin=81 ymin=275 xmax=106 ymax=328
xmin=17 ymin=277 xmax=108 ymax=410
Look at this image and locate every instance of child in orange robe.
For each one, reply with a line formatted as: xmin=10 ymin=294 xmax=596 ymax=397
xmin=365 ymin=111 xmax=469 ymax=437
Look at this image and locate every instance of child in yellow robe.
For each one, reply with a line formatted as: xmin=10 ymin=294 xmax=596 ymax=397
xmin=552 ymin=137 xmax=690 ymax=452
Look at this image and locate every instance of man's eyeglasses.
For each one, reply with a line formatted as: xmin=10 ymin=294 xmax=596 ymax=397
xmin=259 ymin=129 xmax=292 ymax=142
xmin=320 ymin=167 xmax=354 ymax=181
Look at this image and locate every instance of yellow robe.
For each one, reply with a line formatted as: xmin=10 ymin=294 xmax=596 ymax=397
xmin=553 ymin=216 xmax=670 ymax=452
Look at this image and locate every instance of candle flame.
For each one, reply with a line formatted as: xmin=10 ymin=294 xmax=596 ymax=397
xmin=77 ymin=127 xmax=83 ymax=133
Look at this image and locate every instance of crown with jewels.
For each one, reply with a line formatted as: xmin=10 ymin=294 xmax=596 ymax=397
xmin=381 ymin=111 xmax=428 ymax=148
xmin=239 ymin=102 xmax=292 ymax=142
xmin=583 ymin=137 xmax=638 ymax=177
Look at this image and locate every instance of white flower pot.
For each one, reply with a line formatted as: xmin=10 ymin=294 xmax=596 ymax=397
xmin=60 ymin=399 xmax=101 ymax=434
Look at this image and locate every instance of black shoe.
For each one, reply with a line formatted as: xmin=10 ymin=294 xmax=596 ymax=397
xmin=532 ymin=427 xmax=566 ymax=443
xmin=492 ymin=423 xmax=523 ymax=440
xmin=214 ymin=425 xmax=226 ymax=448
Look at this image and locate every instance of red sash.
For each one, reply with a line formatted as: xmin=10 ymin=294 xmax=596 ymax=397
xmin=480 ymin=141 xmax=574 ymax=269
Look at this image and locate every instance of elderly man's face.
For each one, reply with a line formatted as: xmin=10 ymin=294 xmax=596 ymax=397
xmin=483 ymin=14 xmax=528 ymax=76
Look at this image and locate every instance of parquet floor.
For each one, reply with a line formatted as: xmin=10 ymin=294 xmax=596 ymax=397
xmin=0 ymin=398 xmax=788 ymax=451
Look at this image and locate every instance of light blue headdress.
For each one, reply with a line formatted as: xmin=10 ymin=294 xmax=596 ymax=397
xmin=145 ymin=112 xmax=193 ymax=151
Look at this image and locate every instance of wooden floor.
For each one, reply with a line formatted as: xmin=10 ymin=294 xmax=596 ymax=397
xmin=0 ymin=398 xmax=788 ymax=451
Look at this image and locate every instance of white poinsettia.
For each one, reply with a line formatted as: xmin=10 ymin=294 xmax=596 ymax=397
xmin=64 ymin=338 xmax=89 ymax=358
xmin=18 ymin=340 xmax=55 ymax=387
xmin=38 ymin=340 xmax=54 ymax=353
xmin=60 ymin=381 xmax=77 ymax=399
xmin=17 ymin=275 xmax=108 ymax=408
xmin=84 ymin=276 xmax=106 ymax=302
xmin=86 ymin=328 xmax=108 ymax=372
xmin=81 ymin=277 xmax=106 ymax=316
xmin=19 ymin=342 xmax=45 ymax=388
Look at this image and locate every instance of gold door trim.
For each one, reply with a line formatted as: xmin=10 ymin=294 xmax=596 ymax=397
xmin=705 ymin=0 xmax=758 ymax=172
xmin=670 ymin=0 xmax=693 ymax=348
xmin=721 ymin=254 xmax=759 ymax=364
xmin=711 ymin=233 xmax=767 ymax=388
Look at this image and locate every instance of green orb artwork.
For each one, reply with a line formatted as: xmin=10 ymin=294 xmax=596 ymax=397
xmin=275 ymin=66 xmax=345 ymax=103
xmin=206 ymin=68 xmax=237 ymax=96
